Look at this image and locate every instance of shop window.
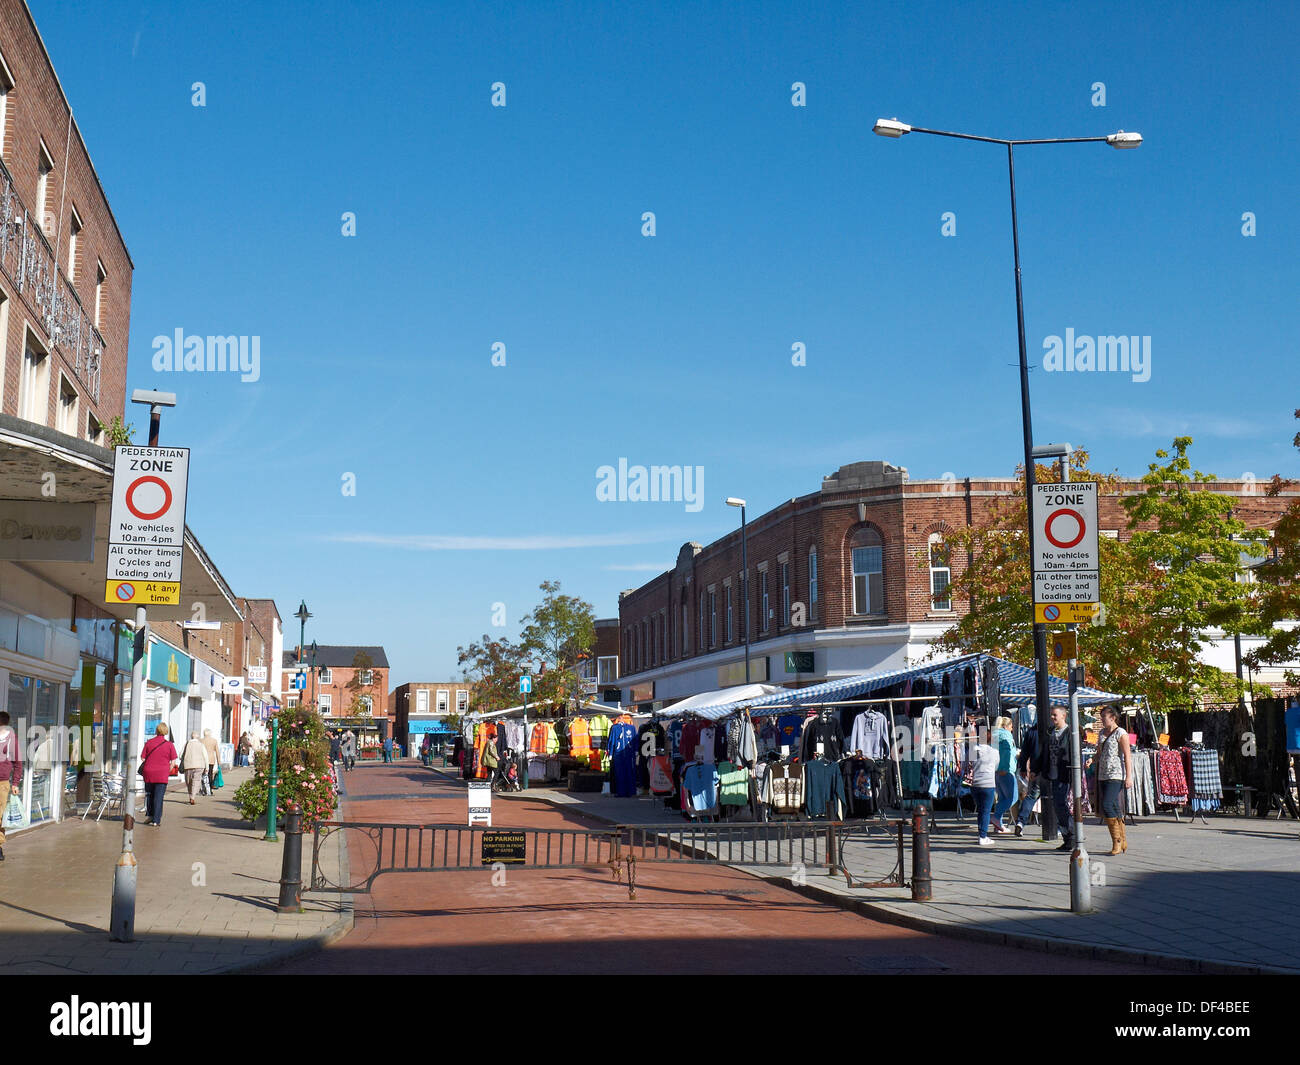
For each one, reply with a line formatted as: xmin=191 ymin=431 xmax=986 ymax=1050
xmin=849 ymin=526 xmax=885 ymax=615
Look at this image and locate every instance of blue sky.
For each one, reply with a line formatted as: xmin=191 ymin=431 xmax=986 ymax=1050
xmin=32 ymin=0 xmax=1300 ymax=683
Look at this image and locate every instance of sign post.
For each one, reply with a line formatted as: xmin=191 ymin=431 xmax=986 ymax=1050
xmin=519 ymin=674 xmax=532 ymax=792
xmin=467 ymin=781 xmax=492 ymax=826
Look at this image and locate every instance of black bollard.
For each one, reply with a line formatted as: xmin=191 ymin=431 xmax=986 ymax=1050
xmin=277 ymin=801 xmax=303 ymax=913
xmin=911 ymin=805 xmax=932 ymax=902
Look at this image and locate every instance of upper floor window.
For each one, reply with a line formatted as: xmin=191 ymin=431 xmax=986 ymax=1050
xmin=57 ymin=375 xmax=78 ymax=436
xmin=708 ymin=590 xmax=717 ymax=648
xmin=760 ymin=571 xmax=770 ymax=632
xmin=436 ymin=689 xmax=449 ymax=713
xmin=0 ymin=52 xmax=13 ymax=160
xmin=781 ymin=562 xmax=791 ymax=627
xmin=359 ymin=668 xmax=373 ymax=685
xmin=36 ymin=140 xmax=54 ymax=234
xmin=318 ymin=693 xmax=332 ymax=714
xmin=725 ymin=583 xmax=734 ymax=643
xmin=68 ymin=204 xmax=83 ymax=286
xmin=598 ymin=657 xmax=618 ymax=685
xmin=681 ymin=599 xmax=688 ymax=657
xmin=660 ymin=610 xmax=667 ymax=662
xmin=929 ymin=534 xmax=952 ymax=612
xmin=319 ymin=667 xmax=332 ymax=684
xmin=95 ymin=261 xmax=107 ymax=330
xmin=808 ymin=547 xmax=819 ymax=619
xmin=416 ymin=688 xmax=430 ymax=713
xmin=456 ymin=689 xmax=469 ymax=713
xmin=739 ymin=572 xmax=748 ymax=639
xmin=19 ymin=330 xmax=50 ymax=425
xmin=87 ymin=412 xmax=104 ymax=446
xmin=698 ymin=592 xmax=705 ymax=652
xmin=850 ymin=527 xmax=885 ymax=615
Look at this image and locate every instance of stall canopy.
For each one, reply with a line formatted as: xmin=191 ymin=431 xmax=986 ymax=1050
xmin=693 ymin=653 xmax=1128 ymax=720
xmin=655 ymin=683 xmax=786 ymax=722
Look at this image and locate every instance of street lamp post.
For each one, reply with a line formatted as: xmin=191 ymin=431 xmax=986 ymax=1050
xmin=726 ymin=498 xmax=751 ymax=684
xmin=110 ymin=389 xmax=177 ymax=943
xmin=310 ymin=641 xmax=318 ymax=708
xmin=873 ymin=117 xmax=1139 ymax=873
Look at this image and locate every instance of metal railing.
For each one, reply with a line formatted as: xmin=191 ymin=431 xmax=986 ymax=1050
xmin=0 ymin=155 xmax=106 ymax=403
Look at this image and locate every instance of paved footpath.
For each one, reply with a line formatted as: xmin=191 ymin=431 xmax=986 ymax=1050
xmin=271 ymin=764 xmax=1174 ymax=975
xmin=0 ymin=766 xmax=349 ymax=974
xmin=520 ymin=777 xmax=1300 ymax=975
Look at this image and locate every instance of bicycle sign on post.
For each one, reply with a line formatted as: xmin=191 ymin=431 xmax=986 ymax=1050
xmin=519 ymin=674 xmax=532 ymax=792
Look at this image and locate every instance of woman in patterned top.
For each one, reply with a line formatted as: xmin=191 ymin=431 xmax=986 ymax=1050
xmin=1086 ymin=706 xmax=1132 ymax=855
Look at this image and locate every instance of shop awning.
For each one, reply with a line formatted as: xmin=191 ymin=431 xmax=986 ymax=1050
xmin=694 ymin=653 xmax=1129 ymax=720
xmin=0 ymin=415 xmax=243 ymax=624
xmin=656 ymin=683 xmax=786 ymax=721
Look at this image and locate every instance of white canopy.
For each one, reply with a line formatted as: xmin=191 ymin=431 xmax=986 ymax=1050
xmin=655 ymin=683 xmax=786 ymax=721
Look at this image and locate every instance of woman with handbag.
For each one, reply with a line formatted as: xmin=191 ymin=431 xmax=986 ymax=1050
xmin=140 ymin=723 xmax=179 ymax=826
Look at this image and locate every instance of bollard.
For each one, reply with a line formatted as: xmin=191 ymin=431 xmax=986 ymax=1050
xmin=109 ymin=814 xmax=139 ymax=941
xmin=826 ymin=823 xmax=840 ymax=875
xmin=277 ymin=802 xmax=303 ymax=913
xmin=911 ymin=805 xmax=932 ymax=901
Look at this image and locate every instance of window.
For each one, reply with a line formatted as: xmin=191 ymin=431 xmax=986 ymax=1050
xmin=319 ymin=667 xmax=332 ymax=684
xmin=36 ymin=140 xmax=53 ymax=233
xmin=698 ymin=592 xmax=705 ymax=652
xmin=359 ymin=668 xmax=373 ymax=685
xmin=87 ymin=412 xmax=104 ymax=445
xmin=95 ymin=261 xmax=106 ymax=329
xmin=929 ymin=534 xmax=952 ymax=612
xmin=597 ymin=657 xmax=618 ymax=684
xmin=808 ymin=547 xmax=818 ymax=619
xmin=660 ymin=610 xmax=666 ymax=662
xmin=781 ymin=562 xmax=791 ymax=627
xmin=318 ymin=693 xmax=332 ymax=714
xmin=850 ymin=527 xmax=885 ymax=615
xmin=19 ymin=330 xmax=50 ymax=425
xmin=725 ymin=583 xmax=734 ymax=643
xmin=57 ymin=376 xmax=78 ymax=435
xmin=738 ymin=573 xmax=748 ymax=639
xmin=0 ymin=52 xmax=12 ymax=159
xmin=68 ymin=205 xmax=83 ymax=286
xmin=760 ymin=571 xmax=770 ymax=632
xmin=416 ymin=688 xmax=430 ymax=713
xmin=285 ymin=695 xmax=299 ymax=709
xmin=456 ymin=690 xmax=469 ymax=713
xmin=681 ymin=599 xmax=688 ymax=657
xmin=436 ymin=689 xmax=449 ymax=713
xmin=708 ymin=589 xmax=717 ymax=648
xmin=360 ymin=696 xmax=373 ymax=715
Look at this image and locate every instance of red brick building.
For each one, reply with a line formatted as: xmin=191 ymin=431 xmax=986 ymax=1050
xmin=284 ymin=644 xmax=390 ymax=746
xmin=617 ymin=461 xmax=1298 ymax=708
xmin=0 ymin=0 xmax=132 ymax=436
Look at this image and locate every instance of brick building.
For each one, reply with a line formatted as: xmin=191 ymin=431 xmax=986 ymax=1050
xmin=391 ymin=680 xmax=472 ymax=748
xmin=0 ymin=0 xmax=133 ymax=436
xmin=616 ymin=460 xmax=1299 ymax=709
xmin=284 ymin=644 xmax=390 ymax=746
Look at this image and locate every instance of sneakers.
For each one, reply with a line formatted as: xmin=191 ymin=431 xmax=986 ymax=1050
xmin=1056 ymin=838 xmax=1074 ymax=851
xmin=978 ymin=837 xmax=994 ymax=846
xmin=1014 ymin=823 xmax=1024 ymax=837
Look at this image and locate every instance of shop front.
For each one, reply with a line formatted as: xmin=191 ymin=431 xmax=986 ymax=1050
xmin=147 ymin=637 xmax=192 ymax=748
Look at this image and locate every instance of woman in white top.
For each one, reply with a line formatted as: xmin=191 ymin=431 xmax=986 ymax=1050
xmin=965 ymin=726 xmax=1002 ymax=846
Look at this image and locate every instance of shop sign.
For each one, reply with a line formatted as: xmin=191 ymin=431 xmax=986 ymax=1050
xmin=248 ymin=665 xmax=268 ymax=685
xmin=148 ymin=642 xmax=192 ymax=691
xmin=717 ymin=657 xmax=769 ymax=687
xmin=784 ymin=651 xmax=814 ymax=673
xmin=467 ymin=781 xmax=492 ymax=827
xmin=481 ymin=830 xmax=526 ymax=865
xmin=0 ymin=500 xmax=95 ymax=561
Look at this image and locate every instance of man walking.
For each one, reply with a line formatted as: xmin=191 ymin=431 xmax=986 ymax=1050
xmin=181 ymin=732 xmax=208 ymax=804
xmin=382 ymin=736 xmax=393 ymax=763
xmin=0 ymin=710 xmax=23 ymax=860
xmin=1034 ymin=705 xmax=1075 ymax=852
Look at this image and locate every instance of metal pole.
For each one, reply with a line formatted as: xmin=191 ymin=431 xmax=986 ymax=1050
xmin=264 ymin=716 xmax=280 ymax=841
xmin=277 ymin=801 xmax=303 ymax=912
xmin=741 ymin=504 xmax=750 ymax=684
xmin=1007 ymin=143 xmax=1056 ymax=843
xmin=110 ymin=402 xmax=164 ymax=942
xmin=520 ymin=683 xmax=529 ymax=792
xmin=911 ymin=804 xmax=932 ymax=901
xmin=1067 ymin=662 xmax=1091 ymax=911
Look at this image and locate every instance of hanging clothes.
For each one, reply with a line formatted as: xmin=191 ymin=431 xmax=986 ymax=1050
xmin=841 ymin=757 xmax=876 ymax=817
xmin=1186 ymin=748 xmax=1223 ymax=811
xmin=758 ymin=719 xmax=780 ymax=757
xmin=648 ymin=754 xmax=674 ymax=796
xmin=799 ymin=713 xmax=844 ymax=763
xmin=666 ymin=718 xmax=685 ymax=761
xmin=717 ymin=761 xmax=750 ymax=806
xmin=847 ymin=709 xmax=889 ymax=760
xmin=608 ymin=720 xmax=639 ymax=797
xmin=680 ymin=719 xmax=705 ymax=762
xmin=681 ymin=762 xmax=720 ymax=816
xmin=804 ymin=758 xmax=846 ymax=819
xmin=569 ymin=717 xmax=593 ymax=759
xmin=636 ymin=721 xmax=665 ymax=789
xmin=1125 ymin=751 xmax=1156 ymax=815
xmin=726 ymin=715 xmax=757 ymax=767
xmin=767 ymin=762 xmax=805 ymax=814
xmin=775 ymin=713 xmax=803 ymax=750
xmin=1155 ymin=749 xmax=1189 ymax=804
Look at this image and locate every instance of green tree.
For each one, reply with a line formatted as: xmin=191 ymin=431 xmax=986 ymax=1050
xmin=519 ymin=580 xmax=596 ymax=710
xmin=457 ymin=635 xmax=534 ymax=713
xmin=1245 ymin=409 xmax=1300 ymax=684
xmin=106 ymin=415 xmax=135 ymax=447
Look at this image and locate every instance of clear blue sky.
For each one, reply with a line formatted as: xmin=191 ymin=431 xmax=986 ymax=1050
xmin=32 ymin=0 xmax=1300 ymax=684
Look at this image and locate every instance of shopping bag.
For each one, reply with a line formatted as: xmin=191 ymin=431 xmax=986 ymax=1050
xmin=4 ymin=792 xmax=25 ymax=828
xmin=214 ymin=765 xmax=224 ymax=788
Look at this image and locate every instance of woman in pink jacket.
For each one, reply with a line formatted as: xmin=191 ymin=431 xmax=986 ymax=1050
xmin=140 ymin=723 xmax=179 ymax=826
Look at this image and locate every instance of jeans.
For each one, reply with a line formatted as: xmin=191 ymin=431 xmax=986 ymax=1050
xmin=1016 ymin=777 xmax=1041 ymax=827
xmin=993 ymin=772 xmax=1017 ymax=825
xmin=972 ymin=786 xmax=995 ymax=839
xmin=145 ymin=781 xmax=168 ymax=823
xmin=1099 ymin=778 xmax=1124 ymax=819
xmin=1051 ymin=779 xmax=1073 ymax=843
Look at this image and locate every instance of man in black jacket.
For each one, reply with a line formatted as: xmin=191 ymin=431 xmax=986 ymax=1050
xmin=1033 ymin=705 xmax=1074 ymax=851
xmin=1014 ymin=718 xmax=1041 ymax=837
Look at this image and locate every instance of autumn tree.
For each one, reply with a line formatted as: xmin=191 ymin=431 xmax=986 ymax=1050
xmin=344 ymin=651 xmax=377 ymax=716
xmin=1245 ymin=409 xmax=1300 ymax=684
xmin=519 ymin=580 xmax=596 ymax=710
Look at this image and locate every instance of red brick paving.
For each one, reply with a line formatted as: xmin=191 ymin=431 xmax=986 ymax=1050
xmin=271 ymin=764 xmax=1173 ymax=975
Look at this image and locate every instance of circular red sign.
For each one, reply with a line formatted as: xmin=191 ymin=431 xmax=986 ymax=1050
xmin=1043 ymin=604 xmax=1060 ymax=621
xmin=125 ymin=476 xmax=173 ymax=521
xmin=1044 ymin=508 xmax=1086 ymax=549
xmin=115 ymin=583 xmax=135 ymax=601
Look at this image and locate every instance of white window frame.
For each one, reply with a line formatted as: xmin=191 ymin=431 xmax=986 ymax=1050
xmin=708 ymin=587 xmax=717 ymax=648
xmin=318 ymin=667 xmax=332 ymax=684
xmin=680 ymin=600 xmax=688 ymax=657
xmin=68 ymin=204 xmax=83 ymax=287
xmin=87 ymin=411 xmax=103 ymax=445
xmin=808 ymin=547 xmax=818 ymax=619
xmin=724 ymin=580 xmax=734 ymax=643
xmin=19 ymin=326 xmax=50 ymax=425
xmin=758 ymin=566 xmax=770 ymax=633
xmin=360 ymin=695 xmax=373 ymax=715
xmin=416 ymin=688 xmax=430 ymax=713
xmin=850 ymin=532 xmax=884 ymax=616
xmin=359 ymin=668 xmax=373 ymax=685
xmin=57 ymin=374 xmax=78 ymax=436
xmin=780 ymin=561 xmax=791 ymax=627
xmin=928 ymin=534 xmax=952 ymax=612
xmin=698 ymin=592 xmax=705 ymax=652
xmin=456 ymin=689 xmax=469 ymax=713
xmin=94 ymin=260 xmax=106 ymax=329
xmin=36 ymin=139 xmax=53 ymax=234
xmin=0 ymin=50 xmax=13 ymax=161
xmin=436 ymin=689 xmax=449 ymax=714
xmin=318 ymin=693 xmax=332 ymax=714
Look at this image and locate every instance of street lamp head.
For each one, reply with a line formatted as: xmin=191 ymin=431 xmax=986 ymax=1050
xmin=725 ymin=497 xmax=746 ymax=508
xmin=1106 ymin=130 xmax=1142 ymax=149
xmin=873 ymin=118 xmax=912 ymax=138
xmin=295 ymin=600 xmax=311 ymax=622
xmin=130 ymin=389 xmax=177 ymax=407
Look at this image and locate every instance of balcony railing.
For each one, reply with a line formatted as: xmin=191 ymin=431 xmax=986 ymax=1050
xmin=0 ymin=155 xmax=106 ymax=403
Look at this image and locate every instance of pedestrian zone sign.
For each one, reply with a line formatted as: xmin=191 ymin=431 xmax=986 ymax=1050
xmin=104 ymin=446 xmax=190 ymax=606
xmin=1032 ymin=481 xmax=1099 ymax=608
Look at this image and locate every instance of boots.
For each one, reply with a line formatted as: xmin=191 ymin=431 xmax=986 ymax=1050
xmin=1105 ymin=818 xmax=1122 ymax=855
xmin=1116 ymin=818 xmax=1128 ymax=854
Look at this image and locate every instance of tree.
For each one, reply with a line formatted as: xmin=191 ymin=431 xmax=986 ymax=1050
xmin=519 ymin=580 xmax=596 ymax=710
xmin=106 ymin=415 xmax=134 ymax=447
xmin=344 ymin=651 xmax=377 ymax=716
xmin=1245 ymin=409 xmax=1300 ymax=684
xmin=936 ymin=439 xmax=1264 ymax=713
xmin=456 ymin=635 xmax=534 ymax=713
